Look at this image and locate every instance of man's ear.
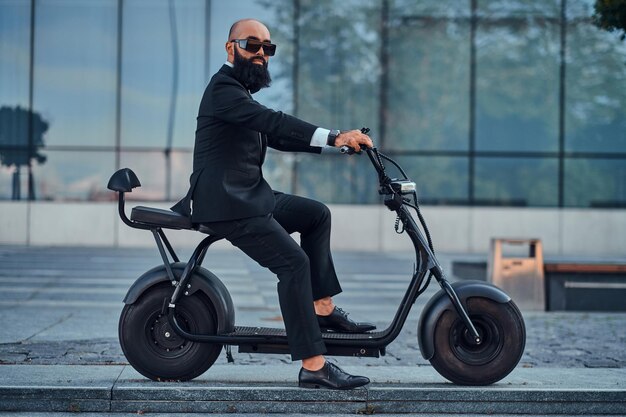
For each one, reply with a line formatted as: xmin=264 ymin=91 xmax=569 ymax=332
xmin=225 ymin=41 xmax=235 ymax=62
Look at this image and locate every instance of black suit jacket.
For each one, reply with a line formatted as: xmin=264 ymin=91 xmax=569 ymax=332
xmin=174 ymin=64 xmax=322 ymax=223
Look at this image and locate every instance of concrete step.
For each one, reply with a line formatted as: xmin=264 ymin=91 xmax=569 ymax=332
xmin=1 ymin=365 xmax=624 ymax=415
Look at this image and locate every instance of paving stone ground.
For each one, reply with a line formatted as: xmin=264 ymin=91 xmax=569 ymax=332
xmin=0 ymin=246 xmax=624 ymax=369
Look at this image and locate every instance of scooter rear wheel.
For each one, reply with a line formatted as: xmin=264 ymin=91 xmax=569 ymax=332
xmin=429 ymin=297 xmax=525 ymax=385
xmin=119 ymin=284 xmax=222 ymax=381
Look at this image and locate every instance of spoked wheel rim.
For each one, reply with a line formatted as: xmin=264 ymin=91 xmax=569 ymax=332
xmin=145 ymin=310 xmax=196 ymax=359
xmin=449 ymin=313 xmax=504 ymax=366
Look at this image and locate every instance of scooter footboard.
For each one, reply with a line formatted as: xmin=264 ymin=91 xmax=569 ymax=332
xmin=418 ymin=280 xmax=511 ymax=360
xmin=123 ymin=263 xmax=235 ymax=334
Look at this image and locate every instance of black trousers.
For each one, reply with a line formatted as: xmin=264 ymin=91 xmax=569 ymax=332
xmin=203 ymin=192 xmax=343 ymax=360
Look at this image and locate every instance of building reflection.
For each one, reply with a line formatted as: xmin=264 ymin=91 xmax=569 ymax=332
xmin=0 ymin=0 xmax=624 ymax=208
xmin=0 ymin=106 xmax=48 ymax=200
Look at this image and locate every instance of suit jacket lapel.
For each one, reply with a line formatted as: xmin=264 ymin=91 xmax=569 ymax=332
xmin=221 ymin=64 xmax=268 ymax=166
xmin=243 ymin=88 xmax=267 ymax=166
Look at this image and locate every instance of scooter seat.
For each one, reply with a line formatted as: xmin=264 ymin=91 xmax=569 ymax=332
xmin=131 ymin=206 xmax=193 ymax=230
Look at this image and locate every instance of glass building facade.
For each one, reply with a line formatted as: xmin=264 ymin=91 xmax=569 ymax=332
xmin=1 ymin=0 xmax=625 ymax=208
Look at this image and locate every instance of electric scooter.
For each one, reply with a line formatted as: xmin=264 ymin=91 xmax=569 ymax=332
xmin=107 ymin=141 xmax=526 ymax=386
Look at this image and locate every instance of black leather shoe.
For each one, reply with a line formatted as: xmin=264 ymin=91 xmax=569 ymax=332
xmin=299 ymin=362 xmax=370 ymax=390
xmin=317 ymin=307 xmax=376 ymax=333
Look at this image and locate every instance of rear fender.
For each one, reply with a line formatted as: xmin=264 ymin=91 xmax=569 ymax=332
xmin=418 ymin=280 xmax=511 ymax=360
xmin=123 ymin=262 xmax=235 ymax=334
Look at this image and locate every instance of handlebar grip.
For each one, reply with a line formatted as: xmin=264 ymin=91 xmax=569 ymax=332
xmin=340 ymin=144 xmax=369 ymax=155
xmin=340 ymin=145 xmax=355 ymax=155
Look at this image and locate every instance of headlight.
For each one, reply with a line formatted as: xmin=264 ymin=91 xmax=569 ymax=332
xmin=390 ymin=179 xmax=416 ymax=194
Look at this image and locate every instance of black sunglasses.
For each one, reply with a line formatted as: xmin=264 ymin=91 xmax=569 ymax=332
xmin=231 ymin=39 xmax=276 ymax=56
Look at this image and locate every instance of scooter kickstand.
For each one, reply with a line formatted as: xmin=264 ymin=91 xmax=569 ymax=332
xmin=225 ymin=345 xmax=234 ymax=363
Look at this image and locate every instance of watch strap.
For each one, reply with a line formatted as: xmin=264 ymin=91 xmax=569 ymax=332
xmin=327 ymin=129 xmax=341 ymax=147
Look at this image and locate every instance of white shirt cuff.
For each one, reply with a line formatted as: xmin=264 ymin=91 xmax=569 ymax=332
xmin=311 ymin=127 xmax=330 ymax=147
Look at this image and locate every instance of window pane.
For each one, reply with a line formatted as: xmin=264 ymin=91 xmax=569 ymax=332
xmin=394 ymin=155 xmax=469 ymax=204
xmin=477 ymin=0 xmax=560 ymax=18
xmin=170 ymin=150 xmax=193 ymax=201
xmin=33 ymin=0 xmax=117 ymax=147
xmin=116 ymin=151 xmax=196 ymax=203
xmin=32 ymin=150 xmax=115 ymax=201
xmin=564 ymin=158 xmax=626 ymax=207
xmin=566 ymin=0 xmax=593 ymax=19
xmin=565 ymin=4 xmax=626 ymax=153
xmin=119 ymin=151 xmax=166 ymax=201
xmin=475 ymin=4 xmax=560 ymax=152
xmin=0 ymin=163 xmax=29 ymax=201
xmin=392 ymin=0 xmax=470 ymax=17
xmin=0 ymin=0 xmax=30 ymax=108
xmin=0 ymin=2 xmax=37 ymax=201
xmin=386 ymin=10 xmax=470 ymax=151
xmin=0 ymin=106 xmax=49 ymax=200
xmin=294 ymin=0 xmax=380 ymax=131
xmin=474 ymin=157 xmax=558 ymax=206
xmin=294 ymin=152 xmax=379 ymax=204
xmin=0 ymin=165 xmax=11 ymax=200
xmin=264 ymin=151 xmax=295 ymax=195
xmin=121 ymin=0 xmax=206 ymax=148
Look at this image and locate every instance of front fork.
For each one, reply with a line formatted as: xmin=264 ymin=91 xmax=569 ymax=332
xmin=401 ymin=206 xmax=482 ymax=345
xmin=430 ymin=265 xmax=482 ymax=344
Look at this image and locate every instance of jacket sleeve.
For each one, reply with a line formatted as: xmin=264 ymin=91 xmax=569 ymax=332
xmin=266 ymin=134 xmax=322 ymax=154
xmin=208 ymin=77 xmax=319 ymax=148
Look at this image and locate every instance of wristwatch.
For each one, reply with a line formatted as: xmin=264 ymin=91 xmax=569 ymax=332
xmin=327 ymin=129 xmax=341 ymax=147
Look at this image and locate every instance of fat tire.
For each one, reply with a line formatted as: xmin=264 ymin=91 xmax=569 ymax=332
xmin=429 ymin=297 xmax=525 ymax=386
xmin=119 ymin=284 xmax=222 ymax=381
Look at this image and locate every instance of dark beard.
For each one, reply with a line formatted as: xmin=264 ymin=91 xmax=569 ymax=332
xmin=233 ymin=47 xmax=272 ymax=94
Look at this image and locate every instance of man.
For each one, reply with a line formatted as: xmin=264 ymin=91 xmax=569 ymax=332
xmin=176 ymin=18 xmax=374 ymax=389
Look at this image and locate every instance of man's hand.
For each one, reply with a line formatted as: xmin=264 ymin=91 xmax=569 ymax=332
xmin=334 ymin=130 xmax=373 ymax=152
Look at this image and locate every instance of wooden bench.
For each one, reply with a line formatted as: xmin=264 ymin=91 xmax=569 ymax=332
xmin=451 ymin=260 xmax=626 ymax=311
xmin=544 ymin=263 xmax=626 ymax=311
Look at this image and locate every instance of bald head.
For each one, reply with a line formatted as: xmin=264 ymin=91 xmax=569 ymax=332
xmin=228 ymin=19 xmax=269 ymax=41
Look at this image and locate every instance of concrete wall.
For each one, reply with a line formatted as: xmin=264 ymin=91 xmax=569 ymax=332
xmin=1 ymin=201 xmax=625 ymax=256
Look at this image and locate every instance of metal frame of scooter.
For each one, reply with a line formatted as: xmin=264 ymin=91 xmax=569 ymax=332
xmin=148 ymin=147 xmax=482 ymax=357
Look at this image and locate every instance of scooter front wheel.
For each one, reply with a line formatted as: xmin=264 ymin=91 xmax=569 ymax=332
xmin=119 ymin=284 xmax=222 ymax=381
xmin=429 ymin=297 xmax=525 ymax=385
